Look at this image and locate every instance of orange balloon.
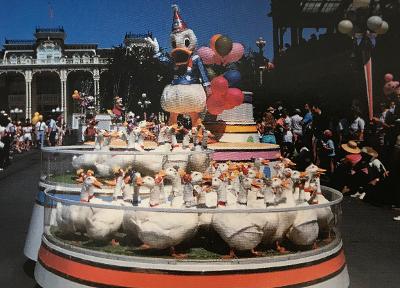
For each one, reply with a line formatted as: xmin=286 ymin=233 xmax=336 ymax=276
xmin=210 ymin=34 xmax=222 ymax=52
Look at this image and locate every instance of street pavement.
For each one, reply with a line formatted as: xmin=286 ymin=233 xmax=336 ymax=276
xmin=0 ymin=150 xmax=399 ymax=287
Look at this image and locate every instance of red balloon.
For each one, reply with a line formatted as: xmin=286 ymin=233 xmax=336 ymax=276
xmin=211 ymin=76 xmax=229 ymax=95
xmin=226 ymin=88 xmax=244 ymax=107
xmin=223 ymin=99 xmax=236 ymax=110
xmin=207 ymin=96 xmax=225 ymax=115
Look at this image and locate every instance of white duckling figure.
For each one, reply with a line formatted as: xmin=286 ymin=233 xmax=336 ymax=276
xmin=84 ymin=199 xmax=126 ymax=245
xmin=146 ymin=4 xmax=210 ymax=125
xmin=262 ymin=177 xmax=297 ymax=253
xmin=56 ymin=170 xmax=102 ymax=236
xmin=80 ymin=170 xmax=103 ymax=202
xmin=285 ymin=171 xmax=319 ymax=248
xmin=112 ymin=168 xmax=125 ymax=200
xmin=122 ymin=174 xmax=143 ymax=242
xmin=214 ymin=175 xmax=228 ymax=208
xmin=272 ymin=161 xmax=286 ymax=178
xmin=135 ymin=175 xmax=199 ymax=258
xmin=262 ymin=178 xmax=276 ymax=207
xmin=211 ymin=176 xmax=268 ymax=258
xmin=305 ymin=164 xmax=334 ymax=241
xmin=189 ymin=171 xmax=203 ymax=205
xmin=164 ymin=166 xmax=185 ymax=206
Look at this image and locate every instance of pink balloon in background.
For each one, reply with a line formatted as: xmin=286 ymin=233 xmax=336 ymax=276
xmin=226 ymin=88 xmax=244 ymax=107
xmin=211 ymin=76 xmax=229 ymax=95
xmin=213 ymin=53 xmax=223 ymax=65
xmin=384 ymin=73 xmax=394 ymax=82
xmin=197 ymin=47 xmax=216 ymax=65
xmin=222 ymin=43 xmax=244 ymax=65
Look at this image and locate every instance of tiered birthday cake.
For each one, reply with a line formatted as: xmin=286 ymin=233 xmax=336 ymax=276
xmin=207 ymin=92 xmax=259 ymax=143
xmin=206 ymin=92 xmax=281 ymax=161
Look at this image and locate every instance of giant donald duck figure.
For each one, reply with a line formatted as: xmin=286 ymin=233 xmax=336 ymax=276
xmin=146 ymin=4 xmax=210 ymax=125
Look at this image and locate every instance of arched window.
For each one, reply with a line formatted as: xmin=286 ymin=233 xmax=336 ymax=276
xmin=82 ymin=54 xmax=90 ymax=64
xmin=73 ymin=54 xmax=81 ymax=64
xmin=9 ymin=54 xmax=17 ymax=64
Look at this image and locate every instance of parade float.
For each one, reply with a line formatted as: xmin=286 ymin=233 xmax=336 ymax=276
xmin=33 ymin=146 xmax=349 ymax=288
xmin=25 ymin=5 xmax=349 ymax=288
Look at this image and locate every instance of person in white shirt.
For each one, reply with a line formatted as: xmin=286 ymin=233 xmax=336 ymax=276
xmin=48 ymin=117 xmax=57 ymax=146
xmin=349 ymin=109 xmax=365 ymax=142
xmin=35 ymin=116 xmax=47 ymax=148
xmin=22 ymin=122 xmax=33 ymax=149
xmin=291 ymin=108 xmax=303 ymax=141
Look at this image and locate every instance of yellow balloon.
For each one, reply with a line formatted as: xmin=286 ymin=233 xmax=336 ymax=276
xmin=32 ymin=114 xmax=39 ymax=124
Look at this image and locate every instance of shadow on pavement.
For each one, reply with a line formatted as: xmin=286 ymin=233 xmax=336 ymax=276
xmin=23 ymin=259 xmax=35 ymax=279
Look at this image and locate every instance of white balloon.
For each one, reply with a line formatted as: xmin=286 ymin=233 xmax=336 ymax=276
xmin=367 ymin=16 xmax=383 ymax=32
xmin=338 ymin=20 xmax=353 ymax=35
xmin=376 ymin=21 xmax=389 ymax=35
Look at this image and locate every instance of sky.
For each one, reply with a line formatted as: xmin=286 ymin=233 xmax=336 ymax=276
xmin=0 ymin=0 xmax=277 ymax=58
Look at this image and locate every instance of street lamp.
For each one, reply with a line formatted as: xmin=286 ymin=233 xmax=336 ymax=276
xmin=256 ymin=37 xmax=266 ymax=54
xmin=338 ymin=0 xmax=389 ymax=120
xmin=138 ymin=93 xmax=151 ymax=120
xmin=10 ymin=108 xmax=23 ymax=121
xmin=51 ymin=107 xmax=64 ymax=113
xmin=256 ymin=37 xmax=267 ymax=85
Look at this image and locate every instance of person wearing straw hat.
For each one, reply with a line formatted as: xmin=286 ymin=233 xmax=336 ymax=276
xmin=332 ymin=140 xmax=362 ymax=194
xmin=354 ymin=146 xmax=389 ymax=201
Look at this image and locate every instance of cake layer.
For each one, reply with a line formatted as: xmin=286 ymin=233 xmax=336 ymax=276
xmin=209 ymin=142 xmax=280 ymax=150
xmin=216 ymin=103 xmax=255 ymax=123
xmin=206 ymin=123 xmax=258 ymax=133
xmin=218 ymin=133 xmax=260 ymax=143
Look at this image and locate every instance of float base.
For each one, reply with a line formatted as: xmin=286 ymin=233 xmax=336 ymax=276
xmin=35 ymin=237 xmax=349 ymax=288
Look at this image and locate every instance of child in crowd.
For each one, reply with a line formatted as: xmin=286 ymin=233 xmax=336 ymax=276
xmin=320 ymin=129 xmax=335 ymax=174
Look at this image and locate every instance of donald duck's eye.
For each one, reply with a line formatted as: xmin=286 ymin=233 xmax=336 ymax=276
xmin=172 ymin=41 xmax=177 ymax=48
xmin=184 ymin=38 xmax=190 ymax=47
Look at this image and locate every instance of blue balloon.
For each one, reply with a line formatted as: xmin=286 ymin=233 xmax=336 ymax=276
xmin=223 ymin=70 xmax=241 ymax=87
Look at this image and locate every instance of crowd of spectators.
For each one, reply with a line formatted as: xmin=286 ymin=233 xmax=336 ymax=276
xmin=257 ymin=97 xmax=400 ymax=221
xmin=0 ymin=111 xmax=67 ymax=171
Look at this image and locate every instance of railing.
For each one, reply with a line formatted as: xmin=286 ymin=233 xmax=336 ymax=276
xmin=0 ymin=57 xmax=109 ymax=66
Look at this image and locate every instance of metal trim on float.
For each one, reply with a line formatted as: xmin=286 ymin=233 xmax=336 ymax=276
xmin=35 ymin=237 xmax=349 ymax=288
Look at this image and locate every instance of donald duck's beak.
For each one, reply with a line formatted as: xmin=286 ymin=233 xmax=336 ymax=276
xmin=171 ymin=47 xmax=192 ymax=65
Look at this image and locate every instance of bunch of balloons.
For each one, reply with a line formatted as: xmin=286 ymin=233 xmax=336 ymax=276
xmin=197 ymin=34 xmax=244 ymax=66
xmin=383 ymin=73 xmax=400 ymax=97
xmin=72 ymin=89 xmax=95 ymax=110
xmin=206 ymin=75 xmax=244 ymax=115
xmin=31 ymin=112 xmax=42 ymax=125
xmin=197 ymin=34 xmax=245 ymax=115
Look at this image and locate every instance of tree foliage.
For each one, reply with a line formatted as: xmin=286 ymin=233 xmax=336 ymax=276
xmin=100 ymin=45 xmax=172 ymax=114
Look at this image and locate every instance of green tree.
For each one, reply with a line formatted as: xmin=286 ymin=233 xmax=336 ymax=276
xmin=101 ymin=44 xmax=172 ymax=115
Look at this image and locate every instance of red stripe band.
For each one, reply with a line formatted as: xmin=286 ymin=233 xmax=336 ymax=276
xmin=38 ymin=244 xmax=347 ymax=288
